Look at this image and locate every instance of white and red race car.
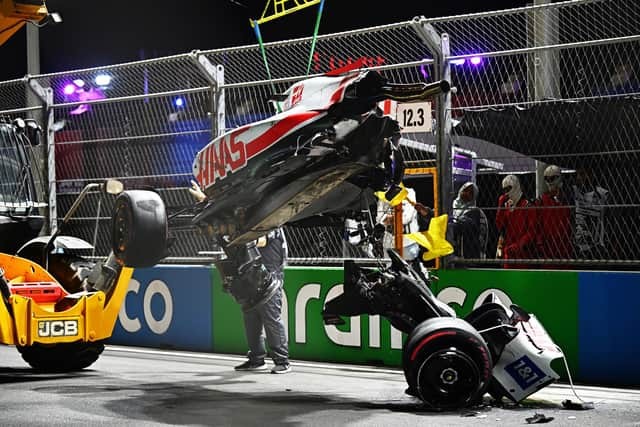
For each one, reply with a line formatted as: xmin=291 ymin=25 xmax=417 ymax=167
xmin=185 ymin=64 xmax=562 ymax=410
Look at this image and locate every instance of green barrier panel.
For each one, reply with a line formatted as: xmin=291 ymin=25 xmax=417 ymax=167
xmin=212 ymin=266 xmax=402 ymax=366
xmin=283 ymin=267 xmax=402 ymax=366
xmin=212 ymin=265 xmax=578 ymax=376
xmin=432 ymin=269 xmax=579 ymax=379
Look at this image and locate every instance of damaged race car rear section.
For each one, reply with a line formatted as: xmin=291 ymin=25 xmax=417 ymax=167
xmin=190 ymin=66 xmax=450 ymax=247
xmin=0 ymin=117 xmax=168 ymax=371
xmin=322 ymin=249 xmax=563 ymax=410
xmin=186 ymin=65 xmax=449 ymax=311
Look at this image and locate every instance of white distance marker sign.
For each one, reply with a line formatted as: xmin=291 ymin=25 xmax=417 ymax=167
xmin=397 ymin=101 xmax=432 ymax=133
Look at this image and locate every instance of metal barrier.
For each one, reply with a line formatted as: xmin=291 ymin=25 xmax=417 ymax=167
xmin=0 ymin=0 xmax=637 ymax=269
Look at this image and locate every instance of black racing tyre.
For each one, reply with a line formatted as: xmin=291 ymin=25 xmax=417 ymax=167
xmin=17 ymin=341 xmax=105 ymax=372
xmin=112 ymin=190 xmax=168 ymax=268
xmin=402 ymin=317 xmax=492 ymax=410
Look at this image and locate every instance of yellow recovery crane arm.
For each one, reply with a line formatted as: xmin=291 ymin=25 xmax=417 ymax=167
xmin=0 ymin=0 xmax=51 ymax=46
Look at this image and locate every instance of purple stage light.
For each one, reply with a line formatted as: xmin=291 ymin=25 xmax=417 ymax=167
xmin=470 ymin=56 xmax=482 ymax=65
xmin=77 ymin=87 xmax=106 ymax=102
xmin=420 ymin=64 xmax=429 ymax=79
xmin=70 ymin=105 xmax=89 ymax=115
xmin=450 ymin=58 xmax=466 ymax=66
xmin=67 ymin=88 xmax=106 ymax=116
xmin=63 ymin=84 xmax=76 ymax=95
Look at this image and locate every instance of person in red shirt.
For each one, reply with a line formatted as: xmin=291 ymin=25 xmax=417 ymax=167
xmin=533 ymin=165 xmax=573 ymax=268
xmin=495 ymin=174 xmax=537 ymax=269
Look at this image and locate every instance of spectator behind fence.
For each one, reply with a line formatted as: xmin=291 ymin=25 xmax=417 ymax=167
xmin=449 ymin=182 xmax=488 ymax=266
xmin=595 ymin=62 xmax=640 ymax=95
xmin=495 ymin=174 xmax=536 ymax=269
xmin=533 ymin=165 xmax=573 ymax=268
xmin=572 ymin=166 xmax=610 ymax=259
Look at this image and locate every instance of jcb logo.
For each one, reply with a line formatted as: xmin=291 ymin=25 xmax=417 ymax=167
xmin=38 ymin=320 xmax=79 ymax=337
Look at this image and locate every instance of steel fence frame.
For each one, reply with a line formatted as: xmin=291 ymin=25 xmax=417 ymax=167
xmin=0 ymin=0 xmax=637 ymax=268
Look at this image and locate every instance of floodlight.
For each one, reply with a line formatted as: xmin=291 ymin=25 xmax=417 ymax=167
xmin=95 ymin=74 xmax=111 ymax=86
xmin=49 ymin=12 xmax=62 ymax=24
xmin=63 ymin=84 xmax=76 ymax=95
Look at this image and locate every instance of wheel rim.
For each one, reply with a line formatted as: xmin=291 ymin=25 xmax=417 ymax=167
xmin=416 ymin=347 xmax=482 ymax=408
xmin=113 ymin=202 xmax=132 ymax=255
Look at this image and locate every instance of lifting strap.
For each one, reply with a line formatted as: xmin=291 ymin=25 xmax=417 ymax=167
xmin=251 ymin=0 xmax=326 ymax=112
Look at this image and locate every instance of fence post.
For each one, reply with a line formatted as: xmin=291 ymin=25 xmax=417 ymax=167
xmin=190 ymin=50 xmax=226 ymax=138
xmin=414 ymin=21 xmax=453 ymax=267
xmin=27 ymin=78 xmax=56 ymax=234
xmin=529 ymin=0 xmax=560 ymax=197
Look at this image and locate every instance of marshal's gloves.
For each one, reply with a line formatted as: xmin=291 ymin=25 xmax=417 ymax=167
xmin=189 ymin=180 xmax=206 ymax=202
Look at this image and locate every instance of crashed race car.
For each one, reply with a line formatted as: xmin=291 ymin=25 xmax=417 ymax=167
xmin=323 ymin=249 xmax=562 ymax=409
xmin=184 ymin=65 xmax=562 ymax=409
xmin=0 ymin=116 xmax=168 ymax=371
xmin=187 ymin=63 xmax=448 ymax=304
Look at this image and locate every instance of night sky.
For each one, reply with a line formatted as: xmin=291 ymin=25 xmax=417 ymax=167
xmin=1 ymin=0 xmax=532 ymax=80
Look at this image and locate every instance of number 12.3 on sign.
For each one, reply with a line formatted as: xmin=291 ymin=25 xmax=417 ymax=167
xmin=397 ymin=101 xmax=432 ymax=133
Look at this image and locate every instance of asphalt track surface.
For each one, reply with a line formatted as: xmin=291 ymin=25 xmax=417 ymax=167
xmin=1 ymin=345 xmax=639 ymax=426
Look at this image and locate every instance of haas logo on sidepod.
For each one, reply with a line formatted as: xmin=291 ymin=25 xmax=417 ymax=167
xmin=195 ymin=131 xmax=247 ymax=188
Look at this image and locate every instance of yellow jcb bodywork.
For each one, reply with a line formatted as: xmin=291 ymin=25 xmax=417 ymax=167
xmin=0 ymin=0 xmax=49 ymax=46
xmin=0 ymin=253 xmax=132 ymax=347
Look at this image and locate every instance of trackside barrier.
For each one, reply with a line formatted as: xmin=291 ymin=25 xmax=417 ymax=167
xmin=110 ymin=265 xmax=213 ymax=351
xmin=108 ymin=266 xmax=640 ymax=387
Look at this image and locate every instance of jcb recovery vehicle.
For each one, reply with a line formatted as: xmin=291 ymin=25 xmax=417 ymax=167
xmin=0 ymin=114 xmax=167 ymax=371
xmin=0 ymin=117 xmax=167 ymax=371
xmin=0 ymin=1 xmax=168 ymax=371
